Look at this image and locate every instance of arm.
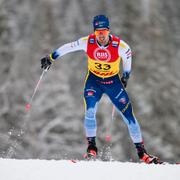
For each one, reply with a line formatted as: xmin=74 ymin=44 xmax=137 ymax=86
xmin=118 ymin=40 xmax=132 ymax=87
xmin=41 ymin=36 xmax=88 ymax=69
xmin=50 ymin=36 xmax=88 ymax=61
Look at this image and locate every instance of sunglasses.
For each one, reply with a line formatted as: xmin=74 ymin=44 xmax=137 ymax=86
xmin=94 ymin=29 xmax=109 ymax=36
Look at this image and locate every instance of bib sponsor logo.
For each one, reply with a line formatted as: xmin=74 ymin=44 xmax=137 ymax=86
xmin=89 ymin=38 xmax=95 ymax=44
xmin=91 ymin=69 xmax=115 ymax=77
xmin=112 ymin=41 xmax=118 ymax=47
xmin=94 ymin=48 xmax=111 ymax=62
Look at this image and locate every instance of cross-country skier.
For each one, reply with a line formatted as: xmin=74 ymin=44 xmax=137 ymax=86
xmin=41 ymin=15 xmax=161 ymax=164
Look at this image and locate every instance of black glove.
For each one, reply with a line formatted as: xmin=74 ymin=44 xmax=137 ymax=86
xmin=41 ymin=55 xmax=52 ymax=70
xmin=121 ymin=72 xmax=130 ymax=88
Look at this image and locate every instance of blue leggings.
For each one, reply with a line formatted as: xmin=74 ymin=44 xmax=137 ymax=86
xmin=84 ymin=72 xmax=142 ymax=143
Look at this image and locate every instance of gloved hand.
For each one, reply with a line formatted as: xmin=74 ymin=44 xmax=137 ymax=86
xmin=41 ymin=55 xmax=52 ymax=70
xmin=121 ymin=72 xmax=130 ymax=88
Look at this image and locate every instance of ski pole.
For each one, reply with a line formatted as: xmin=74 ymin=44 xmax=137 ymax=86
xmin=25 ymin=67 xmax=49 ymax=112
xmin=6 ymin=67 xmax=49 ymax=158
xmin=105 ymin=105 xmax=115 ymax=142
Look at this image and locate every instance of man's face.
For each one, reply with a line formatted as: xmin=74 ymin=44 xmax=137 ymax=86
xmin=94 ymin=28 xmax=110 ymax=44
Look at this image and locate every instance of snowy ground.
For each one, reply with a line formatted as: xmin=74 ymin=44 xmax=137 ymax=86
xmin=0 ymin=159 xmax=179 ymax=180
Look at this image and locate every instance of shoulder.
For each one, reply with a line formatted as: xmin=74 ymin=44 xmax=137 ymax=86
xmin=85 ymin=34 xmax=96 ymax=44
xmin=119 ymin=39 xmax=131 ymax=50
xmin=110 ymin=34 xmax=130 ymax=49
xmin=77 ymin=36 xmax=89 ymax=45
xmin=78 ymin=35 xmax=95 ymax=47
xmin=111 ymin=34 xmax=120 ymax=41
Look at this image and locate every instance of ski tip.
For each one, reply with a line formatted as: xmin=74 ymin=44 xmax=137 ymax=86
xmin=70 ymin=159 xmax=77 ymax=163
xmin=25 ymin=103 xmax=31 ymax=112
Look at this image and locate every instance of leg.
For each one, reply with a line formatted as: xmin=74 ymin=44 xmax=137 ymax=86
xmin=83 ymin=75 xmax=103 ymax=157
xmin=106 ymin=79 xmax=161 ymax=163
xmin=118 ymin=102 xmax=143 ymax=144
xmin=83 ymin=75 xmax=103 ymax=138
xmin=105 ymin=80 xmax=143 ymax=143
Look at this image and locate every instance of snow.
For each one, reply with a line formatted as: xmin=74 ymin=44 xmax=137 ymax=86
xmin=0 ymin=159 xmax=179 ymax=180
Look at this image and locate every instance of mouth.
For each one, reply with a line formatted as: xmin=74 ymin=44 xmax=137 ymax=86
xmin=99 ymin=36 xmax=105 ymax=41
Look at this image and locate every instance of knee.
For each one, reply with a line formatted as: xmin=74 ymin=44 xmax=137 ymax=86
xmin=85 ymin=108 xmax=96 ymax=119
xmin=128 ymin=120 xmax=140 ymax=129
xmin=121 ymin=103 xmax=138 ymax=124
xmin=84 ymin=107 xmax=97 ymax=129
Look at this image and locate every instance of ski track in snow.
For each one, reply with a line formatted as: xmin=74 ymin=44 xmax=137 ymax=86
xmin=0 ymin=159 xmax=179 ymax=180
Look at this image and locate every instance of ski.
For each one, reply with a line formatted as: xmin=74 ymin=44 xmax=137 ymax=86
xmin=70 ymin=159 xmax=180 ymax=164
xmin=161 ymin=162 xmax=180 ymax=165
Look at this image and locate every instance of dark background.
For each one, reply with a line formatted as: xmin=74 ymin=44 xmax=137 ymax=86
xmin=0 ymin=0 xmax=180 ymax=161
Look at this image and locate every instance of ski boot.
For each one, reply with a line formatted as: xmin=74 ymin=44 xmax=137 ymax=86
xmin=135 ymin=142 xmax=163 ymax=164
xmin=85 ymin=137 xmax=98 ymax=160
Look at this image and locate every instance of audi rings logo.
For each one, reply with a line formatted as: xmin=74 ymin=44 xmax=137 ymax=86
xmin=94 ymin=48 xmax=111 ymax=62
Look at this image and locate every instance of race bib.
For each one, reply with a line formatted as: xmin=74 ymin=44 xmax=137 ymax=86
xmin=88 ymin=57 xmax=120 ymax=78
